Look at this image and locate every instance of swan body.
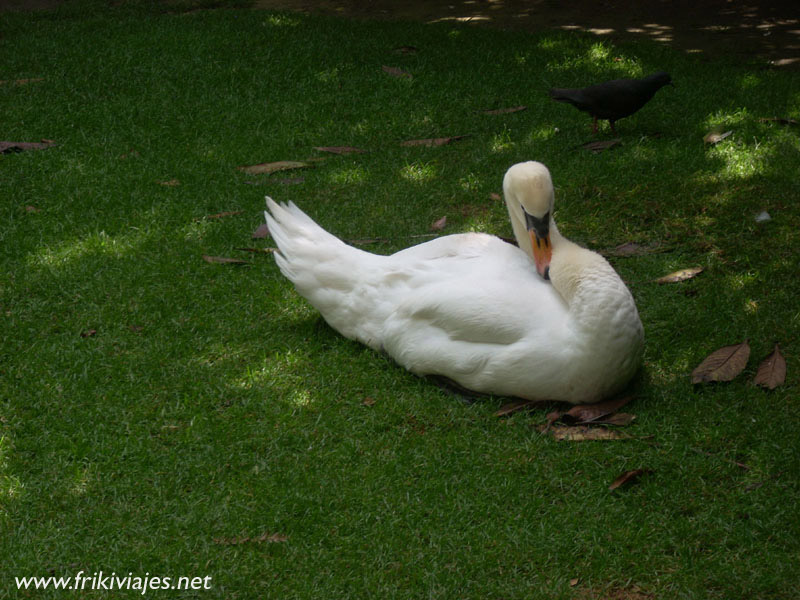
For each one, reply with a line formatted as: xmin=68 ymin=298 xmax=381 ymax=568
xmin=264 ymin=161 xmax=644 ymax=404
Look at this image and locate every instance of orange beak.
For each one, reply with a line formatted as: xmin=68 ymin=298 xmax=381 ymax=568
xmin=529 ymin=229 xmax=552 ymax=280
xmin=524 ymin=209 xmax=552 ymax=280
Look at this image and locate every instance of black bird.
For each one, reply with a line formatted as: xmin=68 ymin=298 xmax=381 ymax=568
xmin=549 ymin=72 xmax=672 ymax=134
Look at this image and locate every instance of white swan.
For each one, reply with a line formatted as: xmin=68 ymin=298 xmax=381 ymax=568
xmin=264 ymin=161 xmax=644 ymax=404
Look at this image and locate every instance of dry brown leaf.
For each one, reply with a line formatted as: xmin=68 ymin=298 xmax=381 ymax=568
xmin=691 ymin=340 xmax=751 ymax=384
xmin=753 ymin=344 xmax=786 ymax=390
xmin=382 ymin=65 xmax=412 ymax=79
xmin=213 ymin=532 xmax=288 ymax=546
xmin=0 ymin=77 xmax=44 ymax=85
xmin=489 ymin=192 xmax=502 ymax=202
xmin=252 ymin=223 xmax=270 ymax=239
xmin=362 ymin=397 xmax=376 ymax=407
xmin=656 ymin=266 xmax=703 ymax=284
xmin=609 ymin=468 xmax=651 ymax=491
xmin=494 ymin=400 xmax=548 ymax=417
xmin=563 ymin=395 xmax=633 ymax=424
xmin=80 ymin=329 xmax=97 ymax=338
xmin=1 ymin=140 xmax=56 ymax=153
xmin=25 ymin=205 xmax=41 ymax=213
xmin=236 ymin=247 xmax=277 ymax=254
xmin=157 ymin=179 xmax=180 ymax=186
xmin=541 ymin=425 xmax=630 ymax=441
xmin=607 ymin=241 xmax=667 ymax=257
xmin=581 ymin=139 xmax=621 ymax=153
xmin=585 ymin=413 xmax=636 ymax=426
xmin=569 ymin=578 xmax=580 ymax=587
xmin=313 ymin=146 xmax=366 ymax=155
xmin=400 ymin=135 xmax=469 ymax=147
xmin=237 ymin=160 xmax=311 ymax=175
xmin=703 ymin=129 xmax=732 ymax=144
xmin=430 ymin=216 xmax=447 ymax=231
xmin=202 ymin=255 xmax=249 ymax=266
xmin=202 ymin=210 xmax=244 ymax=220
xmin=481 ymin=106 xmax=527 ymax=115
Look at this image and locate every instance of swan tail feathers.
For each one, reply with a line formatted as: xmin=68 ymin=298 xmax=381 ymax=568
xmin=264 ymin=197 xmax=384 ymax=347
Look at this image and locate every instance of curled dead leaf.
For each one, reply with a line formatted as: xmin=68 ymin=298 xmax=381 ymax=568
xmin=362 ymin=397 xmax=376 ymax=407
xmin=201 ymin=210 xmax=244 ymax=220
xmin=238 ymin=160 xmax=312 ymax=175
xmin=562 ymin=394 xmax=633 ymax=424
xmin=157 ymin=179 xmax=180 ymax=186
xmin=704 ymin=129 xmax=732 ymax=144
xmin=494 ymin=400 xmax=549 ymax=417
xmin=581 ymin=139 xmax=621 ymax=153
xmin=609 ymin=468 xmax=651 ymax=491
xmin=382 ymin=65 xmax=412 ymax=79
xmin=753 ymin=344 xmax=786 ymax=390
xmin=656 ymin=266 xmax=703 ymax=284
xmin=202 ymin=255 xmax=250 ymax=266
xmin=400 ymin=135 xmax=469 ymax=147
xmin=252 ymin=223 xmax=270 ymax=239
xmin=430 ymin=216 xmax=447 ymax=231
xmin=313 ymin=146 xmax=367 ymax=155
xmin=481 ymin=106 xmax=527 ymax=115
xmin=80 ymin=329 xmax=97 ymax=338
xmin=691 ymin=340 xmax=750 ymax=384
xmin=1 ymin=140 xmax=56 ymax=153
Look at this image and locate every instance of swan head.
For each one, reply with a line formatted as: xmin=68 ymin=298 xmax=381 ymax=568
xmin=502 ymin=161 xmax=556 ymax=280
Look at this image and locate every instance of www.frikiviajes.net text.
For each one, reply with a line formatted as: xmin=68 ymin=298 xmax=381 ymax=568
xmin=15 ymin=571 xmax=212 ymax=595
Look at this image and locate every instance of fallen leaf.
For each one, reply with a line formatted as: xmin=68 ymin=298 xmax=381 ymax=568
xmin=430 ymin=216 xmax=447 ymax=231
xmin=237 ymin=160 xmax=311 ymax=175
xmin=703 ymin=129 xmax=732 ymax=144
xmin=400 ymin=135 xmax=469 ymax=147
xmin=202 ymin=210 xmax=244 ymax=220
xmin=494 ymin=400 xmax=549 ymax=417
xmin=80 ymin=329 xmax=97 ymax=338
xmin=753 ymin=344 xmax=786 ymax=390
xmin=586 ymin=413 xmax=636 ymax=426
xmin=543 ymin=425 xmax=630 ymax=441
xmin=691 ymin=340 xmax=751 ymax=384
xmin=394 ymin=45 xmax=419 ymax=54
xmin=607 ymin=241 xmax=667 ymax=257
xmin=569 ymin=578 xmax=579 ymax=587
xmin=24 ymin=205 xmax=41 ymax=213
xmin=0 ymin=77 xmax=44 ymax=85
xmin=202 ymin=255 xmax=249 ymax=266
xmin=236 ymin=247 xmax=277 ymax=254
xmin=481 ymin=106 xmax=527 ymax=115
xmin=128 ymin=325 xmax=144 ymax=333
xmin=362 ymin=397 xmax=376 ymax=407
xmin=656 ymin=266 xmax=703 ymax=284
xmin=489 ymin=193 xmax=502 ymax=202
xmin=562 ymin=395 xmax=633 ymax=424
xmin=0 ymin=140 xmax=56 ymax=153
xmin=157 ymin=179 xmax=180 ymax=186
xmin=609 ymin=468 xmax=651 ymax=491
xmin=581 ymin=139 xmax=621 ymax=153
xmin=313 ymin=146 xmax=366 ymax=155
xmin=252 ymin=223 xmax=270 ymax=239
xmin=382 ymin=65 xmax=412 ymax=79
xmin=213 ymin=532 xmax=288 ymax=546
xmin=758 ymin=117 xmax=799 ymax=127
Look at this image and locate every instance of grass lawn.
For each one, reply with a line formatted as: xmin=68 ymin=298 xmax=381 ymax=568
xmin=2 ymin=2 xmax=799 ymax=598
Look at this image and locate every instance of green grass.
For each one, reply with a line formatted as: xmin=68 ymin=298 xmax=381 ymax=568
xmin=2 ymin=2 xmax=799 ymax=598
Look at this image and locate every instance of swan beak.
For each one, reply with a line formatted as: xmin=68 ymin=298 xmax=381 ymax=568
xmin=524 ymin=210 xmax=552 ymax=280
